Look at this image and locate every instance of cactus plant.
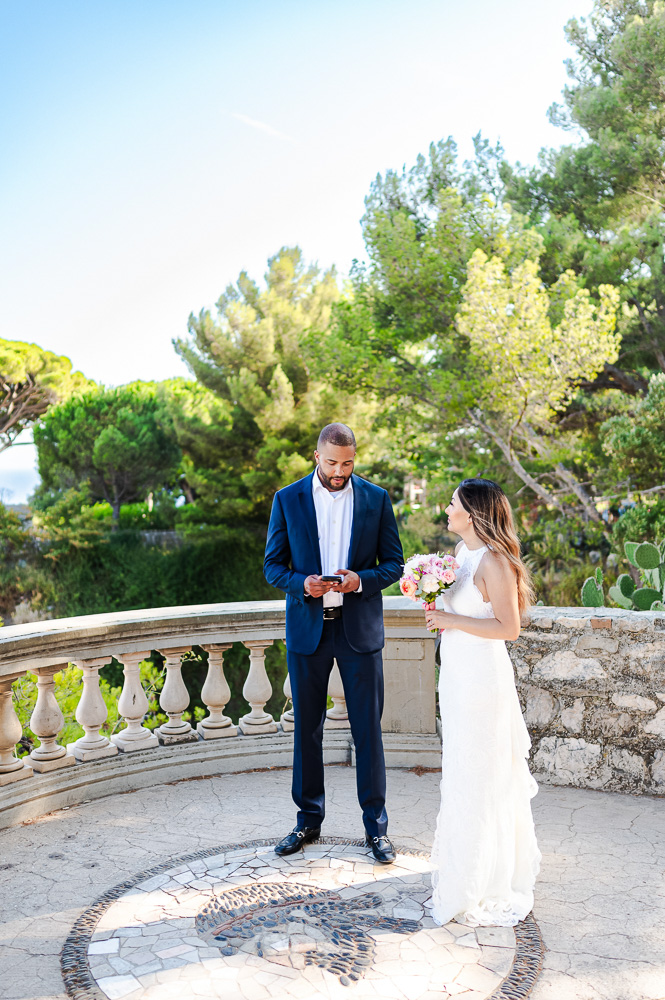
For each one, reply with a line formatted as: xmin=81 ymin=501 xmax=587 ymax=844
xmin=581 ymin=566 xmax=604 ymax=607
xmin=624 ymin=541 xmax=639 ymax=565
xmin=602 ymin=537 xmax=665 ymax=611
xmin=607 ymin=573 xmax=635 ymax=609
xmin=625 ymin=539 xmax=665 ymax=595
xmin=582 ymin=538 xmax=665 ymax=610
xmin=634 ymin=542 xmax=661 ymax=569
xmin=631 ymin=587 xmax=663 ymax=610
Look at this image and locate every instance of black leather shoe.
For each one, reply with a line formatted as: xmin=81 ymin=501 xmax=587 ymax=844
xmin=365 ymin=834 xmax=396 ymax=864
xmin=274 ymin=825 xmax=321 ymax=856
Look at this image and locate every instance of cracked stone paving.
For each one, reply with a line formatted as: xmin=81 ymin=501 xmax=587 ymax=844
xmin=0 ymin=766 xmax=663 ymax=1000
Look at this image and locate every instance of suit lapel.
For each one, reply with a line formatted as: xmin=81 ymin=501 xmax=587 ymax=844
xmin=348 ymin=475 xmax=368 ymax=567
xmin=298 ymin=472 xmax=322 ymax=573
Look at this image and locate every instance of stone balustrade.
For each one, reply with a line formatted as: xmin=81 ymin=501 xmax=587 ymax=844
xmin=0 ymin=598 xmax=437 ymax=829
xmin=0 ymin=600 xmax=663 ymax=831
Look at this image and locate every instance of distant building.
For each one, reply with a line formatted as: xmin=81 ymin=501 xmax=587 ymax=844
xmin=404 ymin=477 xmax=427 ymax=508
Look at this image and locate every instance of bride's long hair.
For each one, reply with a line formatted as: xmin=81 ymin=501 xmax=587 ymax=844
xmin=457 ymin=478 xmax=535 ymax=615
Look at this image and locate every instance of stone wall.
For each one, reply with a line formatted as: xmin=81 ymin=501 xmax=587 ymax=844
xmin=2 ymin=599 xmax=664 ymax=829
xmin=512 ymin=607 xmax=665 ymax=796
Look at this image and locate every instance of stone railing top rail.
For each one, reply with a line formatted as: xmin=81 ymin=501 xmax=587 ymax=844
xmin=522 ymin=606 xmax=665 ymax=630
xmin=1 ymin=599 xmax=664 ymax=677
xmin=0 ymin=595 xmax=448 ymax=675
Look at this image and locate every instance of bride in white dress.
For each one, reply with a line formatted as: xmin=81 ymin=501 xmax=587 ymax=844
xmin=424 ymin=478 xmax=541 ymax=927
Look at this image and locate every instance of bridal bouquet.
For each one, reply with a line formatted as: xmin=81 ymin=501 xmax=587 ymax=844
xmin=400 ymin=552 xmax=459 ymax=631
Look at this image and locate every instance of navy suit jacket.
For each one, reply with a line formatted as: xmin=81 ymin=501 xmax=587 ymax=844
xmin=263 ymin=472 xmax=404 ymax=655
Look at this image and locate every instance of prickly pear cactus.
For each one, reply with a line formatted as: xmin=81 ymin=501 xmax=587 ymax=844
xmin=633 ymin=543 xmax=663 ymax=591
xmin=634 ymin=542 xmax=661 ymax=568
xmin=581 ymin=568 xmax=604 ymax=608
xmin=631 ymin=587 xmax=662 ymax=610
xmin=585 ymin=538 xmax=665 ymax=610
xmin=608 ymin=573 xmax=634 ymax=609
xmin=606 ymin=539 xmax=665 ymax=610
xmin=624 ymin=541 xmax=640 ymax=567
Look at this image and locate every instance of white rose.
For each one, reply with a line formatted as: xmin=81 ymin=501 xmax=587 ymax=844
xmin=420 ymin=574 xmax=439 ymax=592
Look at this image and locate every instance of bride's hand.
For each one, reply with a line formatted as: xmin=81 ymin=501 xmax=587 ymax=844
xmin=425 ymin=609 xmax=450 ymax=630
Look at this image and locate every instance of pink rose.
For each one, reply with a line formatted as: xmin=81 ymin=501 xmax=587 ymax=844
xmin=401 ymin=578 xmax=418 ymax=599
xmin=442 ymin=569 xmax=455 ymax=584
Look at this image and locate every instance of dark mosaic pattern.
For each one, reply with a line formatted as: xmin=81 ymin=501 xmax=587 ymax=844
xmin=196 ymin=880 xmax=420 ymax=986
xmin=60 ymin=837 xmax=545 ymax=1000
xmin=488 ymin=914 xmax=544 ymax=1000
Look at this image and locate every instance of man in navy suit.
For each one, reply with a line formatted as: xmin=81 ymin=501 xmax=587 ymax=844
xmin=263 ymin=423 xmax=404 ymax=863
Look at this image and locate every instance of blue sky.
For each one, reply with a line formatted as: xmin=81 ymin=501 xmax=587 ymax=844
xmin=1 ymin=0 xmax=588 ymax=501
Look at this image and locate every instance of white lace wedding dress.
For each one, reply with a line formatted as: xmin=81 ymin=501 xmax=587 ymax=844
xmin=429 ymin=541 xmax=541 ymax=927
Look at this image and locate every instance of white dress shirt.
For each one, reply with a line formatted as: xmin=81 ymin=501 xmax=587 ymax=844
xmin=311 ymin=470 xmax=361 ymax=607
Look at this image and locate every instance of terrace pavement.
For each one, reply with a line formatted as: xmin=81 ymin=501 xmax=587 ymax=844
xmin=0 ymin=766 xmax=663 ymax=1000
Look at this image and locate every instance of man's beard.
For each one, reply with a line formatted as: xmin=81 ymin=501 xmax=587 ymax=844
xmin=317 ymin=466 xmax=352 ymax=492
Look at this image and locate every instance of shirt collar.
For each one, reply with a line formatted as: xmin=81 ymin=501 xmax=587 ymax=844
xmin=313 ymin=469 xmax=353 ymax=498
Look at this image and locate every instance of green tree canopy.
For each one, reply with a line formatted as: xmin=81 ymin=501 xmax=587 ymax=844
xmin=34 ymin=383 xmax=181 ymax=523
xmin=0 ymin=338 xmax=88 ymax=452
xmin=503 ymin=0 xmax=665 ymax=391
xmin=172 ymin=247 xmax=392 ymax=534
xmin=458 ymin=251 xmax=620 ymax=519
xmin=316 ymin=142 xmax=621 ymax=520
xmin=602 ymin=372 xmax=665 ymax=490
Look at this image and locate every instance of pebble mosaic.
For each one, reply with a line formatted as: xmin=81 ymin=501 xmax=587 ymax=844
xmin=61 ymin=838 xmax=544 ymax=1000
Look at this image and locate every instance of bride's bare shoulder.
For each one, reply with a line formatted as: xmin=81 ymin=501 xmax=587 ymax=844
xmin=483 ymin=548 xmax=514 ymax=580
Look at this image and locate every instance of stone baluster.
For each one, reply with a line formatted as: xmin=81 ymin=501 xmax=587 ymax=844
xmin=28 ymin=666 xmax=76 ymax=772
xmin=67 ymin=657 xmax=119 ymax=761
xmin=239 ymin=641 xmax=278 ymax=735
xmin=280 ymin=671 xmax=295 ymax=732
xmin=0 ymin=675 xmax=32 ymax=785
xmin=156 ymin=647 xmax=198 ymax=745
xmin=325 ymin=661 xmax=350 ymax=729
xmin=198 ymin=644 xmax=237 ymax=739
xmin=111 ymin=651 xmax=159 ymax=752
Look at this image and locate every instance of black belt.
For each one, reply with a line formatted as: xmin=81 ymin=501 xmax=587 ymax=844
xmin=323 ymin=606 xmax=342 ymax=620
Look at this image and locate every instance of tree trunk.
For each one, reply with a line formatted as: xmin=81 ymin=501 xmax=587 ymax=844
xmin=601 ymin=363 xmax=649 ymax=396
xmin=553 ymin=462 xmax=602 ymax=523
xmin=519 ymin=421 xmax=603 ymax=523
xmin=466 ymin=411 xmax=568 ymax=513
xmin=467 ymin=411 xmax=604 ymax=522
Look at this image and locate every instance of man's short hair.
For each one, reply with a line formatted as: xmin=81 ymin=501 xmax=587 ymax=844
xmin=317 ymin=423 xmax=356 ymax=450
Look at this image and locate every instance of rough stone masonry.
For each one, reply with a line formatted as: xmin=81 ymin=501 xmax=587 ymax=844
xmin=511 ymin=606 xmax=665 ymax=795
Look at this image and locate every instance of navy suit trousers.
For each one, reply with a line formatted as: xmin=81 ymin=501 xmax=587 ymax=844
xmin=287 ymin=618 xmax=388 ymax=838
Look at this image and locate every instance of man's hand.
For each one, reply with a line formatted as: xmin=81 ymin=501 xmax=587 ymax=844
xmin=304 ymin=575 xmax=335 ymax=598
xmin=331 ymin=569 xmax=361 ymax=593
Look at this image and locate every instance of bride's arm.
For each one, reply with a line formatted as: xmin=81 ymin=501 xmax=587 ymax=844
xmin=425 ymin=553 xmax=521 ymax=641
